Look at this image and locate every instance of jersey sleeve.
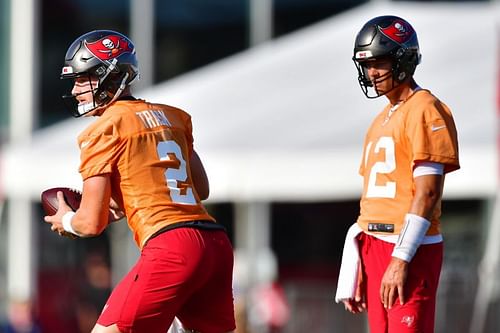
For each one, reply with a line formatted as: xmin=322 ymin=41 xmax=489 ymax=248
xmin=78 ymin=119 xmax=121 ymax=180
xmin=405 ymin=100 xmax=460 ymax=174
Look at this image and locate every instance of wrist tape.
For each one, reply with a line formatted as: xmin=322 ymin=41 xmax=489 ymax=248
xmin=62 ymin=211 xmax=81 ymax=236
xmin=392 ymin=213 xmax=431 ymax=262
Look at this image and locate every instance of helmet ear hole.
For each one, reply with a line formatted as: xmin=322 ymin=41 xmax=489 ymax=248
xmin=98 ymin=91 xmax=109 ymax=102
xmin=395 ymin=48 xmax=405 ymax=58
xmin=94 ymin=65 xmax=107 ymax=77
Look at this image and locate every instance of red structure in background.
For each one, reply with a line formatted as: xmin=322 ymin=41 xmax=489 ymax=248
xmin=37 ymin=268 xmax=80 ymax=333
xmin=36 ymin=250 xmax=112 ymax=333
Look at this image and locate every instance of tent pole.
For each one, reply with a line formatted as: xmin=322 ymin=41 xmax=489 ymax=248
xmin=234 ymin=202 xmax=276 ymax=289
xmin=6 ymin=0 xmax=39 ymax=306
xmin=7 ymin=199 xmax=36 ymax=302
xmin=249 ymin=0 xmax=273 ymax=46
xmin=130 ymin=0 xmax=154 ymax=91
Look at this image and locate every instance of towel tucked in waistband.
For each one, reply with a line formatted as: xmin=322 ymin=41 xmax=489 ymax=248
xmin=335 ymin=222 xmax=362 ymax=303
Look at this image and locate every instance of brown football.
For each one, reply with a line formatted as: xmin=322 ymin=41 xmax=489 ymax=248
xmin=41 ymin=187 xmax=82 ymax=216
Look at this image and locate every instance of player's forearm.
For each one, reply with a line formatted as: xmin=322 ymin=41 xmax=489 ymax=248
xmin=70 ymin=207 xmax=109 ymax=237
xmin=392 ymin=175 xmax=444 ymax=262
xmin=73 ymin=174 xmax=115 ymax=234
xmin=409 ymin=174 xmax=444 ymax=219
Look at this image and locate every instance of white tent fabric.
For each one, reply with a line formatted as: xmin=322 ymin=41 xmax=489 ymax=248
xmin=1 ymin=2 xmax=498 ymax=202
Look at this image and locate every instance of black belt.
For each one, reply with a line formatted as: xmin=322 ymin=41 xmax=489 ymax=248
xmin=148 ymin=220 xmax=226 ymax=242
xmin=368 ymin=223 xmax=394 ymax=233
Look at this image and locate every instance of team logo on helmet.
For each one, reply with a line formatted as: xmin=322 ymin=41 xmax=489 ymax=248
xmin=380 ymin=19 xmax=414 ymax=44
xmin=85 ymin=35 xmax=134 ymax=61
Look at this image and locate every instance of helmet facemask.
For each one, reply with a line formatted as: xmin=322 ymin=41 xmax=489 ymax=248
xmin=354 ymin=58 xmax=396 ymax=99
xmin=353 ymin=53 xmax=416 ymax=99
xmin=61 ymin=72 xmax=101 ymax=117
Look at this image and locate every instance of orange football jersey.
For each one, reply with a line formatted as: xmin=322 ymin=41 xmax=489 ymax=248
xmin=77 ymin=99 xmax=215 ymax=248
xmin=357 ymin=89 xmax=459 ymax=236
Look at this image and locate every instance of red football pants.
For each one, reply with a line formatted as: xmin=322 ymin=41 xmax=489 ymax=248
xmin=358 ymin=233 xmax=443 ymax=333
xmin=97 ymin=227 xmax=236 ymax=333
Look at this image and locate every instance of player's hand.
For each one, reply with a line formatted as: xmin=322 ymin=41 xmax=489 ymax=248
xmin=108 ymin=197 xmax=125 ymax=223
xmin=343 ymin=263 xmax=367 ymax=313
xmin=44 ymin=191 xmax=74 ymax=235
xmin=108 ymin=207 xmax=125 ymax=223
xmin=380 ymin=257 xmax=408 ymax=309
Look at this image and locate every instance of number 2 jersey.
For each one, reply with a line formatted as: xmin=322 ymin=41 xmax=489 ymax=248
xmin=77 ymin=99 xmax=215 ymax=249
xmin=357 ymin=89 xmax=460 ymax=236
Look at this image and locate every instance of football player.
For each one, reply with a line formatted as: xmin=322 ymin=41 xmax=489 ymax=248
xmin=44 ymin=30 xmax=235 ymax=333
xmin=336 ymin=16 xmax=460 ymax=333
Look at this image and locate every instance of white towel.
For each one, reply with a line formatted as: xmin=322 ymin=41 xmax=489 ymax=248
xmin=335 ymin=223 xmax=363 ymax=303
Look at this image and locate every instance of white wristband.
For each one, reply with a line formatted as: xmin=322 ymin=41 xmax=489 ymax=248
xmin=62 ymin=211 xmax=80 ymax=236
xmin=392 ymin=213 xmax=431 ymax=262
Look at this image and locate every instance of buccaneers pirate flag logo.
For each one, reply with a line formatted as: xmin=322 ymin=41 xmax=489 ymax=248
xmin=380 ymin=20 xmax=415 ymax=44
xmin=85 ymin=35 xmax=134 ymax=61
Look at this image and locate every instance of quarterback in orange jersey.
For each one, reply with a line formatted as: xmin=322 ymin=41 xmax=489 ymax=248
xmin=335 ymin=16 xmax=459 ymax=333
xmin=44 ymin=30 xmax=235 ymax=333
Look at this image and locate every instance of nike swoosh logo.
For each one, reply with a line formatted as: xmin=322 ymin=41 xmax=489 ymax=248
xmin=431 ymin=125 xmax=446 ymax=132
xmin=80 ymin=141 xmax=90 ymax=149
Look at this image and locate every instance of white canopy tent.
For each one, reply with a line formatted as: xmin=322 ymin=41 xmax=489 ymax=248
xmin=1 ymin=2 xmax=498 ymax=202
xmin=1 ymin=3 xmax=499 ymax=329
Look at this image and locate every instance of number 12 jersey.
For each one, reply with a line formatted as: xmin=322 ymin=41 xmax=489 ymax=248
xmin=357 ymin=89 xmax=460 ymax=236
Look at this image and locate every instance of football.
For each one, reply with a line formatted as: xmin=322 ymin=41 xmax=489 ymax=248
xmin=41 ymin=187 xmax=82 ymax=216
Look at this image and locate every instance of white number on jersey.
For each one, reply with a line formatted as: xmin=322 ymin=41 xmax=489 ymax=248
xmin=157 ymin=140 xmax=196 ymax=205
xmin=365 ymin=136 xmax=396 ymax=198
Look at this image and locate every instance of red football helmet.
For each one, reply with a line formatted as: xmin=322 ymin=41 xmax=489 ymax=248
xmin=60 ymin=30 xmax=139 ymax=116
xmin=353 ymin=16 xmax=421 ymax=98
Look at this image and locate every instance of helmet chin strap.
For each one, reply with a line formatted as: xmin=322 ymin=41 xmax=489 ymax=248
xmin=372 ymin=71 xmax=394 ymax=97
xmin=86 ymin=72 xmax=131 ymax=116
xmin=107 ymin=72 xmax=130 ymax=105
xmin=373 ymin=65 xmax=414 ymax=98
